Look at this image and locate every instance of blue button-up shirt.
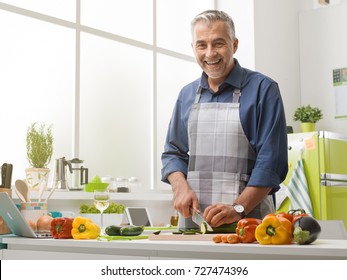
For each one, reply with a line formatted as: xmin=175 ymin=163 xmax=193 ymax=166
xmin=161 ymin=59 xmax=288 ymax=191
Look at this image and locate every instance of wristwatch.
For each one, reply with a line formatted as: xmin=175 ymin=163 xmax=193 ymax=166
xmin=232 ymin=203 xmax=246 ymax=218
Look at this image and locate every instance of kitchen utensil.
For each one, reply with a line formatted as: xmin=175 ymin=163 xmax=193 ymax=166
xmin=15 ymin=179 xmax=31 ymax=202
xmin=5 ymin=164 xmax=13 ymax=188
xmin=1 ymin=163 xmax=12 ymax=188
xmin=15 ymin=188 xmax=26 ymax=203
xmin=0 ymin=163 xmax=5 ymax=188
xmin=67 ymin=158 xmax=88 ymax=191
xmin=45 ymin=181 xmax=60 ymax=202
xmin=51 ymin=157 xmax=72 ymax=190
xmin=37 ymin=180 xmax=46 ymax=202
xmin=191 ymin=208 xmax=213 ymax=231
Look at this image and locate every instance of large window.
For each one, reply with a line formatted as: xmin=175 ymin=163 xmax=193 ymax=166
xmin=0 ymin=0 xmax=214 ymax=190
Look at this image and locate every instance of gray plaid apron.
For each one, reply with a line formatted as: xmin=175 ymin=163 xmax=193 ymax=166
xmin=178 ymin=87 xmax=274 ymax=229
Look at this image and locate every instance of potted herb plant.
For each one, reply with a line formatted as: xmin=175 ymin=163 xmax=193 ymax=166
xmin=293 ymin=105 xmax=323 ymax=132
xmin=25 ymin=122 xmax=53 ymax=190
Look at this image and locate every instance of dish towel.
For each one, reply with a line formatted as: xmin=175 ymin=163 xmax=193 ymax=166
xmin=285 ymin=158 xmax=313 ymax=215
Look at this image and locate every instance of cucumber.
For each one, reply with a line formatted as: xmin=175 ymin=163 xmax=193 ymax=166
xmin=105 ymin=225 xmax=122 ymax=236
xmin=200 ymin=222 xmax=237 ymax=234
xmin=120 ymin=225 xmax=144 ymax=236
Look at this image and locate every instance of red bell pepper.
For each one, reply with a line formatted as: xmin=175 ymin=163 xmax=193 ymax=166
xmin=50 ymin=217 xmax=74 ymax=239
xmin=236 ymin=218 xmax=262 ymax=243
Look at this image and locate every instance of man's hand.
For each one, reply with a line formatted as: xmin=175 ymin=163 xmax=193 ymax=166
xmin=204 ymin=203 xmax=239 ymax=227
xmin=168 ymin=172 xmax=199 ymax=218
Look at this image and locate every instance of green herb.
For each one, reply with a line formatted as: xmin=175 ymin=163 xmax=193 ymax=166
xmin=26 ymin=122 xmax=53 ymax=168
xmin=79 ymin=202 xmax=125 ymax=214
xmin=293 ymin=105 xmax=323 ymax=123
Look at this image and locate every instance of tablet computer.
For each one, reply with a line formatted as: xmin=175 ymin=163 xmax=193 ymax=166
xmin=125 ymin=207 xmax=153 ymax=227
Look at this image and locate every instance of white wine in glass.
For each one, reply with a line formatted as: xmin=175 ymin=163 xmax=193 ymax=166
xmin=93 ymin=189 xmax=110 ymax=233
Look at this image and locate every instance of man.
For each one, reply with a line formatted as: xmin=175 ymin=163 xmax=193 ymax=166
xmin=161 ymin=10 xmax=288 ymax=229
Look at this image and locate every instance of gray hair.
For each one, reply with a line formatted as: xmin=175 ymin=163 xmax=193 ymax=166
xmin=191 ymin=10 xmax=236 ymax=40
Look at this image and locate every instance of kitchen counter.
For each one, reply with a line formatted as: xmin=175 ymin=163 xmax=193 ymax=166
xmin=1 ymin=236 xmax=347 ymax=260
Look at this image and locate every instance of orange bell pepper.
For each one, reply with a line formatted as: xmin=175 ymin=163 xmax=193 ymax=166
xmin=255 ymin=215 xmax=293 ymax=245
xmin=236 ymin=218 xmax=262 ymax=243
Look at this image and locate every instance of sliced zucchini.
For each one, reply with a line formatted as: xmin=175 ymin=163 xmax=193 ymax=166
xmin=200 ymin=222 xmax=237 ymax=234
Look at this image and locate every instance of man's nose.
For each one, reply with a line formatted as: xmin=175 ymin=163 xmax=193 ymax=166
xmin=205 ymin=46 xmax=217 ymax=57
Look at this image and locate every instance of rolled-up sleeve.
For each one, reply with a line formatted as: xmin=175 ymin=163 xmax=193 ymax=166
xmin=242 ymin=81 xmax=288 ymax=189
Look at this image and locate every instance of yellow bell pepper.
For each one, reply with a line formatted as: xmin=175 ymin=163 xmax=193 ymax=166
xmin=255 ymin=215 xmax=293 ymax=245
xmin=71 ymin=216 xmax=100 ymax=240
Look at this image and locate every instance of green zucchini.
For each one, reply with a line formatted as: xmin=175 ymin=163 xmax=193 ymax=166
xmin=200 ymin=222 xmax=237 ymax=234
xmin=105 ymin=225 xmax=122 ymax=236
xmin=120 ymin=225 xmax=145 ymax=236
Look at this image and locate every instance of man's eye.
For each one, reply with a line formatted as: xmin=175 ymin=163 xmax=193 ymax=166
xmin=196 ymin=44 xmax=206 ymax=49
xmin=214 ymin=42 xmax=224 ymax=48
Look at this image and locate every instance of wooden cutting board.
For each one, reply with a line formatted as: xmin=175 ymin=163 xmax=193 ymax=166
xmin=148 ymin=232 xmax=219 ymax=241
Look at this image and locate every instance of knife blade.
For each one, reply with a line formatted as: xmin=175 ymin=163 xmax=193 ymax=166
xmin=191 ymin=208 xmax=213 ymax=231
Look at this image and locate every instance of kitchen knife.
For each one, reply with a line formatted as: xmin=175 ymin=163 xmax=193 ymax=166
xmin=191 ymin=208 xmax=213 ymax=231
xmin=1 ymin=163 xmax=7 ymax=188
xmin=5 ymin=163 xmax=13 ymax=188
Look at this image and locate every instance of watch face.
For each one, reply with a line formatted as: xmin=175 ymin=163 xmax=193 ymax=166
xmin=234 ymin=204 xmax=244 ymax=213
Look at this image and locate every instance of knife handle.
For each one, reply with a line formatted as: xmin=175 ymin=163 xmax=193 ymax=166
xmin=5 ymin=164 xmax=13 ymax=188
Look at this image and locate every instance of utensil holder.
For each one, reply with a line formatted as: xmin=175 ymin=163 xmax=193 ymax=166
xmin=0 ymin=188 xmax=12 ymax=234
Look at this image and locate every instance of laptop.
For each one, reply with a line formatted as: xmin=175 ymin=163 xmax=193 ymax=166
xmin=125 ymin=207 xmax=153 ymax=227
xmin=0 ymin=192 xmax=52 ymax=238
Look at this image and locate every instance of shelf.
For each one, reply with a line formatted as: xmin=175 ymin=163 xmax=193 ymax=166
xmin=11 ymin=188 xmax=173 ymax=201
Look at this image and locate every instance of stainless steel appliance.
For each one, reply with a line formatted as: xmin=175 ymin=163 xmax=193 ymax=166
xmin=52 ymin=157 xmax=72 ymax=191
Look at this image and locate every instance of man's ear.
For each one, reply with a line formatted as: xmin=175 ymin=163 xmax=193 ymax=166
xmin=233 ymin=38 xmax=239 ymax=54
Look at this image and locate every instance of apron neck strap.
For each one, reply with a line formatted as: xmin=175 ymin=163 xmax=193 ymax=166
xmin=194 ymin=86 xmax=241 ymax=103
xmin=232 ymin=88 xmax=241 ymax=103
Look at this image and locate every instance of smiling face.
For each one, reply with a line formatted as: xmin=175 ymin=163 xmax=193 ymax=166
xmin=192 ymin=20 xmax=238 ymax=91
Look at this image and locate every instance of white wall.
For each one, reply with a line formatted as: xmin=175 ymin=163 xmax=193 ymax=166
xmin=299 ymin=3 xmax=347 ymax=135
xmin=253 ymin=0 xmax=301 ymax=132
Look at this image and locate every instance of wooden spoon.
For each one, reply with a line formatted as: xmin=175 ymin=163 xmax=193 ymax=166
xmin=15 ymin=179 xmax=31 ymax=203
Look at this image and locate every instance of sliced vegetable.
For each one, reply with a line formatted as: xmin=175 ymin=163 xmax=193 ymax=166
xmin=226 ymin=233 xmax=240 ymax=244
xmin=293 ymin=216 xmax=321 ymax=245
xmin=255 ymin=215 xmax=293 ymax=245
xmin=236 ymin=218 xmax=262 ymax=243
xmin=212 ymin=235 xmax=223 ymax=243
xmin=200 ymin=222 xmax=237 ymax=234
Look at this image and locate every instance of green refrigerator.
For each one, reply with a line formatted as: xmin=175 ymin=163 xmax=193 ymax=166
xmin=280 ymin=131 xmax=347 ymax=229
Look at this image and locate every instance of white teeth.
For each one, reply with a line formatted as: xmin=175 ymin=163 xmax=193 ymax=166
xmin=206 ymin=60 xmax=220 ymax=65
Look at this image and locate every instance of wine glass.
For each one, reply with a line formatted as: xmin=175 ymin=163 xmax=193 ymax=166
xmin=93 ymin=189 xmax=110 ymax=233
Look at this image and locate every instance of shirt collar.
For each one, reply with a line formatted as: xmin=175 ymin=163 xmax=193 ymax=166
xmin=198 ymin=58 xmax=243 ymax=91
